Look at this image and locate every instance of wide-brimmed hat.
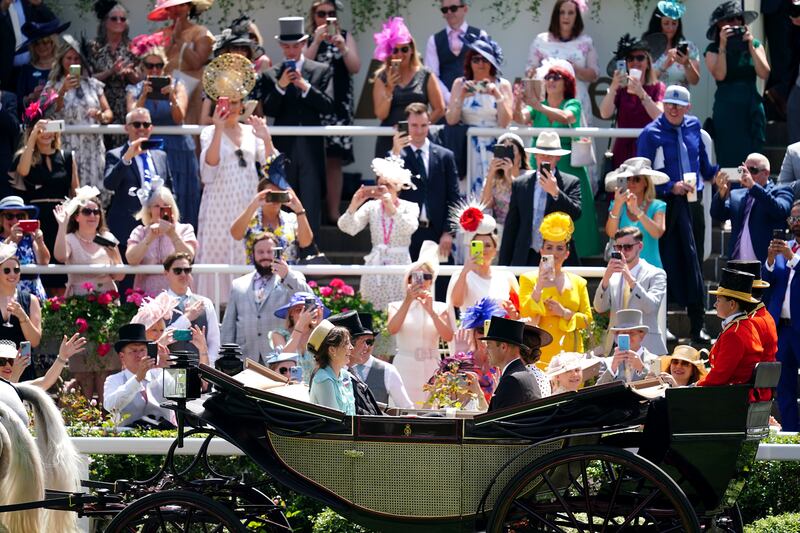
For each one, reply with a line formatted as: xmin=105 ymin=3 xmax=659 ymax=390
xmin=0 ymin=243 xmax=18 ymax=264
xmin=609 ymin=309 xmax=650 ymax=333
xmin=148 ymin=0 xmax=213 ymax=22
xmin=708 ymin=268 xmax=759 ymax=304
xmin=265 ymin=352 xmax=298 ymax=365
xmin=523 ymin=324 xmax=554 ymax=349
xmin=214 ymin=27 xmax=257 ymax=57
xmin=546 ymin=352 xmax=602 ymax=377
xmin=524 ymin=131 xmax=570 ymax=156
xmin=307 ymin=319 xmax=336 ymax=352
xmin=659 ymin=345 xmax=709 ymax=377
xmin=202 ymin=53 xmax=256 ymax=102
xmin=131 ymin=292 xmax=178 ymax=331
xmin=273 ymin=291 xmax=331 ymax=319
xmin=707 ymin=1 xmax=758 ymax=40
xmin=461 ymin=33 xmax=503 ymax=74
xmin=604 ymin=157 xmax=670 ymax=192
xmin=0 ymin=196 xmax=39 ymax=218
xmin=275 ymin=16 xmax=308 ymax=43
xmin=0 ymin=340 xmax=18 ymax=359
xmin=605 ymin=33 xmax=662 ymax=77
xmin=535 ymin=58 xmax=575 ymax=81
xmin=328 ymin=310 xmax=372 ymax=337
xmin=657 ymin=0 xmax=686 ymax=19
xmin=16 ymin=18 xmax=70 ymax=53
xmin=115 ymin=323 xmax=149 ymax=352
xmin=479 ymin=316 xmax=526 ymax=348
xmin=727 ymin=260 xmax=769 ymax=289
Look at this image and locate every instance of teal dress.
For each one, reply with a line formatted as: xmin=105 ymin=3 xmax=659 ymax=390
xmin=528 ymin=98 xmax=601 ymax=257
xmin=704 ymin=40 xmax=766 ymax=167
xmin=309 ymin=366 xmax=356 ymax=415
xmin=609 ymin=199 xmax=667 ymax=268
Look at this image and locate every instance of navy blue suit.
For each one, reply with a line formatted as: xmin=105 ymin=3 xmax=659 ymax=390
xmin=398 ymin=141 xmax=460 ymax=261
xmin=762 ymin=247 xmax=800 ymax=430
xmin=103 ymin=144 xmax=172 ymax=250
xmin=711 ymin=182 xmax=793 ymax=262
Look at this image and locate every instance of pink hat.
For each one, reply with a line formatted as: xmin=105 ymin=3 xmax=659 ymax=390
xmin=373 ymin=17 xmax=413 ymax=62
xmin=131 ymin=292 xmax=178 ymax=331
xmin=148 ymin=0 xmax=213 ymax=22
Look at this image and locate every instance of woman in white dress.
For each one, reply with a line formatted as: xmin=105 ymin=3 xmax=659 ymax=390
xmin=445 ymin=34 xmax=512 ymax=195
xmin=525 ymin=0 xmax=599 ymax=127
xmin=386 ymin=241 xmax=454 ymax=405
xmin=196 ymin=100 xmax=275 ymax=303
xmin=337 ymin=157 xmax=419 ymax=312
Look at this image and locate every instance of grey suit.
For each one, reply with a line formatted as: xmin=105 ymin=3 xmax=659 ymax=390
xmin=596 ymin=348 xmax=660 ymax=385
xmin=593 ymin=259 xmax=668 ymax=356
xmin=778 ymin=141 xmax=800 ymax=184
xmin=220 ymin=270 xmax=310 ymax=364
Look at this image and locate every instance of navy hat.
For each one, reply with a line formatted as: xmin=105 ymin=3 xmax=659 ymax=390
xmin=267 ymin=153 xmax=291 ymax=190
xmin=460 ymin=33 xmax=503 ymax=74
xmin=329 ymin=310 xmax=371 ymax=337
xmin=273 ymin=292 xmax=331 ymax=319
xmin=707 ymin=1 xmax=758 ymax=40
xmin=115 ymin=323 xmax=149 ymax=352
xmin=0 ymin=196 xmax=39 ymax=218
xmin=15 ymin=18 xmax=71 ymax=54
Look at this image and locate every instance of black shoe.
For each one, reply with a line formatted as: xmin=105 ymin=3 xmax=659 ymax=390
xmin=691 ymin=328 xmax=711 ymax=344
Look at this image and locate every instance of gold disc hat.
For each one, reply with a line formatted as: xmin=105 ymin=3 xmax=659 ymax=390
xmin=202 ymin=53 xmax=256 ymax=102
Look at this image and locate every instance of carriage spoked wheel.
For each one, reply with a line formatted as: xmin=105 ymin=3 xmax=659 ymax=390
xmin=488 ymin=445 xmax=701 ymax=533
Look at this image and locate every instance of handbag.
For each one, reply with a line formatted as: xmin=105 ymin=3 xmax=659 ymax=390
xmin=570 ymin=137 xmax=596 ymax=167
xmin=171 ymin=42 xmax=200 ymax=97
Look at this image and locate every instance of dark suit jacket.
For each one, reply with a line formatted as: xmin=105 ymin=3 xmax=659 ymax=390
xmin=781 ymin=181 xmax=800 ymax=201
xmin=259 ymin=58 xmax=333 ymax=131
xmin=488 ymin=358 xmax=543 ymax=412
xmin=710 ymin=182 xmax=793 ymax=263
xmin=763 ymin=251 xmax=800 ymax=333
xmin=498 ymin=169 xmax=582 ymax=266
xmin=103 ymin=144 xmax=172 ymax=245
xmin=398 ymin=141 xmax=460 ymax=256
xmin=0 ymin=91 xmax=19 ymax=197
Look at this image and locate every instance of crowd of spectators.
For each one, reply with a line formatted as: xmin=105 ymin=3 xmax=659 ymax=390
xmin=0 ymin=0 xmax=797 ymax=428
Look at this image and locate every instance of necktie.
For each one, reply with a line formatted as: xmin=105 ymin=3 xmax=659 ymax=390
xmin=793 ymin=242 xmax=799 ymax=254
xmin=354 ymin=364 xmax=367 ymax=380
xmin=622 ymin=280 xmax=631 ymax=309
xmin=414 ymin=149 xmax=427 ymax=180
xmin=675 ymin=124 xmax=692 ymax=177
xmin=731 ymin=195 xmax=755 ymax=259
xmin=449 ymin=29 xmax=463 ymax=56
xmin=138 ymin=152 xmax=153 ymax=184
xmin=531 ymin=176 xmax=548 ymax=251
xmin=177 ymin=294 xmax=189 ymax=312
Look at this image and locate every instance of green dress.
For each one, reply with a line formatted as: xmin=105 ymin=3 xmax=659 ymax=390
xmin=704 ymin=40 xmax=766 ymax=167
xmin=528 ymin=98 xmax=601 ymax=257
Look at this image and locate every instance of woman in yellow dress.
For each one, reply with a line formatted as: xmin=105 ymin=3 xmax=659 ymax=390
xmin=519 ymin=212 xmax=592 ymax=366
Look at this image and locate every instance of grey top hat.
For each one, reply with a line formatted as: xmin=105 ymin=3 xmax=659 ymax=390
xmin=609 ymin=309 xmax=649 ymax=333
xmin=276 ymin=17 xmax=308 ymax=43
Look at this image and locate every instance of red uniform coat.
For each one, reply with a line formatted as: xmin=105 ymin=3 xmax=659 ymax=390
xmin=750 ymin=304 xmax=778 ymax=361
xmin=698 ymin=314 xmax=767 ymax=387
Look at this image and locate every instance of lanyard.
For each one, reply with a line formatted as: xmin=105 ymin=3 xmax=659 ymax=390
xmin=380 ymin=203 xmax=394 ymax=245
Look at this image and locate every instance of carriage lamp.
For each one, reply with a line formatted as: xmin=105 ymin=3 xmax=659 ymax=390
xmin=215 ymin=343 xmax=244 ymax=377
xmin=163 ymin=350 xmax=202 ymax=401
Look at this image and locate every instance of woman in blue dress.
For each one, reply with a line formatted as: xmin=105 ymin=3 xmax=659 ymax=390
xmin=308 ymin=320 xmax=355 ymax=415
xmin=126 ymin=37 xmax=200 ymax=229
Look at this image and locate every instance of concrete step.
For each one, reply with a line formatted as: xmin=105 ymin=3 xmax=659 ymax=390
xmin=666 ymin=309 xmax=722 ymax=349
xmin=765 ymin=120 xmax=788 ymax=147
xmin=316 ymin=224 xmax=371 ymax=255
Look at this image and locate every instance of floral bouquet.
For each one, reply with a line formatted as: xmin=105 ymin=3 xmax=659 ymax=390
xmin=422 ymin=352 xmax=478 ymax=409
xmin=309 ymin=278 xmax=387 ymax=334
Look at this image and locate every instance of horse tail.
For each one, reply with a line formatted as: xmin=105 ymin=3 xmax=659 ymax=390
xmin=16 ymin=384 xmax=82 ymax=533
xmin=0 ymin=400 xmax=44 ymax=533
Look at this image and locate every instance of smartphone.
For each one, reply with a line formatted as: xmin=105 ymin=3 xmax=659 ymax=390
xmin=284 ymin=59 xmax=296 ymax=72
xmin=411 ymin=270 xmax=425 ymax=286
xmin=617 ymin=333 xmax=630 ymax=352
xmin=265 ymin=190 xmax=290 ymax=204
xmin=326 ymin=17 xmax=338 ymax=36
xmin=289 ymin=365 xmax=304 ymax=383
xmin=173 ymin=329 xmax=193 ymax=342
xmin=648 ymin=358 xmax=661 ymax=377
xmin=273 ymin=246 xmax=283 ymax=261
xmin=470 ymin=240 xmax=484 ymax=265
xmin=615 ymin=59 xmax=627 ymax=74
xmin=140 ymin=139 xmax=164 ymax=151
xmin=540 ymin=161 xmax=551 ymax=174
xmin=18 ymin=220 xmax=39 ymax=233
xmin=610 ymin=250 xmax=623 ymax=261
xmin=160 ymin=206 xmax=173 ymax=221
xmin=493 ymin=144 xmax=513 ymax=160
xmin=93 ymin=234 xmax=118 ymax=247
xmin=304 ymin=296 xmax=317 ymax=311
xmin=615 ymin=175 xmax=628 ymax=191
xmin=19 ymin=341 xmax=31 ymax=358
xmin=677 ymin=42 xmax=689 ymax=56
xmin=147 ymin=76 xmax=170 ymax=100
xmin=238 ymin=100 xmax=258 ymax=123
xmin=69 ymin=64 xmax=81 ymax=77
xmin=540 ymin=254 xmax=554 ymax=281
xmin=390 ymin=58 xmax=401 ymax=72
xmin=147 ymin=342 xmax=158 ymax=359
xmin=720 ymin=167 xmax=742 ymax=183
xmin=773 ymin=229 xmax=790 ymax=241
xmin=217 ymin=96 xmax=230 ymax=116
xmin=43 ymin=120 xmax=65 ymax=133
xmin=397 ymin=120 xmax=409 ymax=135
xmin=362 ymin=185 xmax=383 ymax=198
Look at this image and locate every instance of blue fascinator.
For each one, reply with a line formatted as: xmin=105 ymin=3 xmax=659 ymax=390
xmin=258 ymin=153 xmax=291 ymax=190
xmin=460 ymin=297 xmax=505 ymax=331
xmin=657 ymin=1 xmax=686 ymax=20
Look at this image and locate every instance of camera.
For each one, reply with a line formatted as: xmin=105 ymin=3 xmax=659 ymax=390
xmin=265 ymin=190 xmax=290 ymax=204
xmin=160 ymin=206 xmax=173 ymax=221
xmin=304 ymin=297 xmax=317 ymax=311
xmin=43 ymin=120 xmax=65 ymax=133
xmin=773 ymin=229 xmax=790 ymax=241
xmin=615 ymin=175 xmax=627 ymax=192
xmin=18 ymin=220 xmax=39 ymax=233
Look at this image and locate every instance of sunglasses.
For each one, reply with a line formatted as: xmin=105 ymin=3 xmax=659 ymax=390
xmin=315 ymin=9 xmax=336 ymax=17
xmin=419 ymin=273 xmax=434 ymax=280
xmin=613 ymin=243 xmax=638 ymax=252
xmin=235 ymin=149 xmax=247 ymax=168
xmin=365 ymin=338 xmax=375 ymax=346
xmin=171 ymin=267 xmax=193 ymax=275
xmin=626 ymin=54 xmax=647 ymax=62
xmin=0 ymin=358 xmax=13 ymax=367
xmin=746 ymin=166 xmax=763 ymax=174
xmin=277 ymin=366 xmax=293 ymax=375
xmin=440 ymin=4 xmax=464 ymax=13
xmin=627 ymin=176 xmax=644 ymax=183
xmin=470 ymin=55 xmax=489 ymax=64
xmin=80 ymin=208 xmax=101 ymax=216
xmin=544 ymin=73 xmax=564 ymax=81
xmin=144 ymin=62 xmax=164 ymax=70
xmin=3 ymin=267 xmax=20 ymax=275
xmin=130 ymin=121 xmax=152 ymax=129
xmin=109 ymin=16 xmax=127 ymax=22
xmin=392 ymin=46 xmax=410 ymax=54
xmin=2 ymin=213 xmax=26 ymax=221
xmin=788 ymin=216 xmax=800 ymax=224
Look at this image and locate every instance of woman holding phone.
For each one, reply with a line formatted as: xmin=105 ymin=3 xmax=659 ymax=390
xmin=0 ymin=196 xmax=49 ymax=302
xmin=270 ymin=292 xmax=330 ymax=383
xmin=644 ymin=1 xmax=700 ymax=87
xmin=126 ymin=187 xmax=197 ymax=295
xmin=519 ymin=212 xmax=592 ymax=366
xmin=479 ymin=133 xmax=530 ymax=231
xmin=127 ymin=34 xmax=199 ymax=229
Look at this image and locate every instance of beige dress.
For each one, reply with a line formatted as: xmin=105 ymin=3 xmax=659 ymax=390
xmin=64 ymin=232 xmax=118 ymax=296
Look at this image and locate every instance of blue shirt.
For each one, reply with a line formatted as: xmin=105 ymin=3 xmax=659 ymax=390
xmin=637 ymin=114 xmax=718 ymax=197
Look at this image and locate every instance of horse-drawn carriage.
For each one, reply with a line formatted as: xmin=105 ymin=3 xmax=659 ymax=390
xmin=0 ymin=358 xmax=781 ymax=532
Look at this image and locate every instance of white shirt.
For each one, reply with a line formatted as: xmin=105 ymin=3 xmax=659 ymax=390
xmin=11 ymin=1 xmax=28 ymax=66
xmin=722 ymin=311 xmax=746 ymax=329
xmin=765 ymin=240 xmax=799 ymax=319
xmin=103 ymin=368 xmax=174 ymax=426
xmin=167 ymin=288 xmax=221 ymax=365
xmin=359 ymin=355 xmax=413 ymax=408
xmin=274 ymin=55 xmax=311 ymax=98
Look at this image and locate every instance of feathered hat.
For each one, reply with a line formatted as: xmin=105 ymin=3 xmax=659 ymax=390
xmin=460 ymin=297 xmax=506 ymax=330
xmin=371 ymin=156 xmax=416 ymax=190
xmin=62 ymin=186 xmax=101 ymax=217
xmin=131 ymin=292 xmax=178 ymax=331
xmin=539 ymin=212 xmax=574 ymax=242
xmin=449 ymin=199 xmax=496 ymax=240
xmin=129 ymin=176 xmax=165 ymax=207
xmin=373 ymin=17 xmax=413 ymax=62
xmin=22 ymin=89 xmax=59 ymax=128
xmin=129 ymin=32 xmax=168 ymax=58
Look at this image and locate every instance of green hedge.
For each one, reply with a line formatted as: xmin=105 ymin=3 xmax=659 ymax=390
xmin=744 ymin=513 xmax=800 ymax=533
xmin=738 ymin=434 xmax=800 ymax=525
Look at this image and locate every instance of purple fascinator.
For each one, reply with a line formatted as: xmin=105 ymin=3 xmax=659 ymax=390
xmin=373 ymin=17 xmax=413 ymax=62
xmin=460 ymin=297 xmax=505 ymax=331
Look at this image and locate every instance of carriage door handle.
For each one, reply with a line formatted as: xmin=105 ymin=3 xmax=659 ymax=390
xmin=343 ymin=450 xmax=364 ymax=458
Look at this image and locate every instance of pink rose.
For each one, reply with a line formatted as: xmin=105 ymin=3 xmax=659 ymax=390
xmin=48 ymin=298 xmax=61 ymax=311
xmin=97 ymin=293 xmax=113 ymax=306
xmin=75 ymin=318 xmax=89 ymax=334
xmin=82 ymin=282 xmax=95 ymax=292
xmin=97 ymin=343 xmax=111 ymax=357
xmin=87 ymin=294 xmax=97 ymax=302
xmin=307 ymin=280 xmax=318 ymax=288
xmin=329 ymin=278 xmax=345 ymax=289
xmin=341 ymin=285 xmax=354 ymax=296
xmin=319 ymin=286 xmax=333 ymax=297
xmin=108 ymin=290 xmax=120 ymax=300
xmin=341 ymin=307 xmax=349 ymax=313
xmin=126 ymin=292 xmax=144 ymax=306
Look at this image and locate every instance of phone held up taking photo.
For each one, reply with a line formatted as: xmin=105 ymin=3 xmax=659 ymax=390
xmin=470 ymin=240 xmax=484 ymax=265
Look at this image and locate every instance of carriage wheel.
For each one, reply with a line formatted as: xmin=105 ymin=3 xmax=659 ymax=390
xmin=205 ymin=484 xmax=292 ymax=532
xmin=488 ymin=445 xmax=700 ymax=533
xmin=104 ymin=489 xmax=248 ymax=533
xmin=705 ymin=504 xmax=743 ymax=533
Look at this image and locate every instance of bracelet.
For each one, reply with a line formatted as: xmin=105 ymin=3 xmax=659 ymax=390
xmin=57 ymin=355 xmax=68 ymax=364
xmin=295 ymin=210 xmax=306 ymax=216
xmin=608 ymin=212 xmax=619 ymax=220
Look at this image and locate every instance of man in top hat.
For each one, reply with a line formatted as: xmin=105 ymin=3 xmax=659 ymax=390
xmin=481 ymin=316 xmax=543 ymax=411
xmin=637 ymin=85 xmax=718 ymax=344
xmin=498 ymin=131 xmax=582 ymax=266
xmin=597 ymin=309 xmax=661 ymax=385
xmin=258 ymin=16 xmax=333 ymax=234
xmin=103 ymin=323 xmax=175 ymax=428
xmin=423 ymin=0 xmax=486 ymax=104
xmin=763 ymin=200 xmax=800 ymax=429
xmin=727 ymin=259 xmax=778 ymax=361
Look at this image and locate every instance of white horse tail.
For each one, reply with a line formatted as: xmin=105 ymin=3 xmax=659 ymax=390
xmin=0 ymin=400 xmax=44 ymax=533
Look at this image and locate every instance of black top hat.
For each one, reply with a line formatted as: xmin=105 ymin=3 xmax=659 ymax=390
xmin=707 ymin=1 xmax=758 ymax=40
xmin=115 ymin=323 xmax=149 ymax=352
xmin=522 ymin=324 xmax=554 ymax=348
xmin=479 ymin=317 xmax=526 ymax=348
xmin=727 ymin=260 xmax=769 ymax=289
xmin=328 ymin=310 xmax=371 ymax=337
xmin=357 ymin=312 xmax=374 ymax=335
xmin=708 ymin=268 xmax=759 ymax=304
xmin=15 ymin=18 xmax=71 ymax=54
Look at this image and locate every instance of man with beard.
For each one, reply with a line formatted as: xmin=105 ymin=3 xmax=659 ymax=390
xmin=221 ymin=231 xmax=310 ymax=364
